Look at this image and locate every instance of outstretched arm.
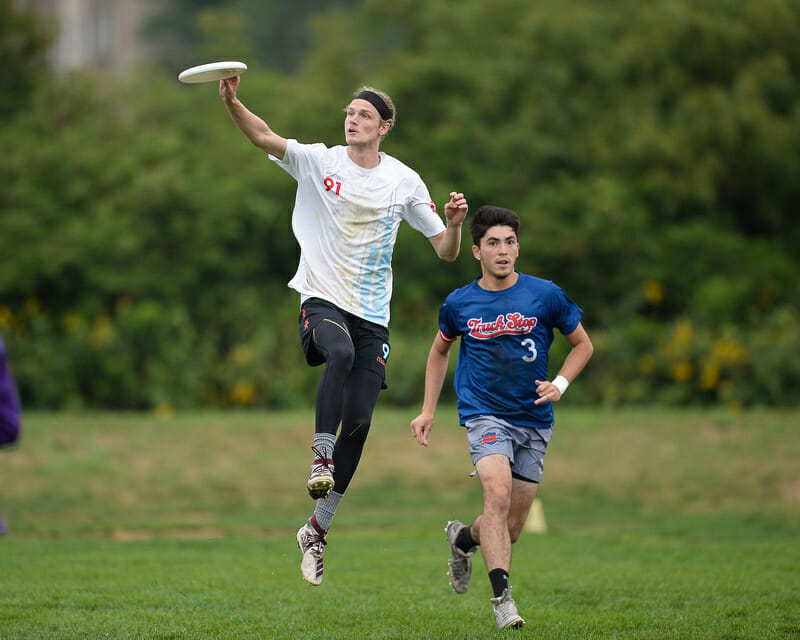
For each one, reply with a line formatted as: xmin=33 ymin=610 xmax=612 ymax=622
xmin=535 ymin=322 xmax=593 ymax=405
xmin=219 ymin=76 xmax=288 ymax=159
xmin=429 ymin=192 xmax=468 ymax=262
xmin=410 ymin=332 xmax=453 ymax=446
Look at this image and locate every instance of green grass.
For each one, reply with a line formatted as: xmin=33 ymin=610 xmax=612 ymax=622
xmin=1 ymin=407 xmax=799 ymax=638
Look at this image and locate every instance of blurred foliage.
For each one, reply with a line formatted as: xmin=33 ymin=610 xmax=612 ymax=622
xmin=144 ymin=0 xmax=355 ymax=73
xmin=1 ymin=0 xmax=799 ymax=409
xmin=0 ymin=0 xmax=53 ymax=117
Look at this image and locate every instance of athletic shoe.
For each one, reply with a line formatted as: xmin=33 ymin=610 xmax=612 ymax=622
xmin=296 ymin=516 xmax=327 ymax=586
xmin=445 ymin=519 xmax=477 ymax=593
xmin=307 ymin=445 xmax=335 ymax=500
xmin=491 ymin=587 xmax=525 ymax=629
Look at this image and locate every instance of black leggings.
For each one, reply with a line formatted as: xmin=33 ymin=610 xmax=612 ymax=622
xmin=311 ymin=318 xmax=383 ymax=494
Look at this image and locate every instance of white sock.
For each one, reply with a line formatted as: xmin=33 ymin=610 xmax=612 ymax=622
xmin=313 ymin=433 xmax=336 ymax=460
xmin=313 ymin=491 xmax=343 ymax=531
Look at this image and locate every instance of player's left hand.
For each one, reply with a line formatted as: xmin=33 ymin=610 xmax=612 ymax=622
xmin=534 ymin=379 xmax=562 ymax=405
xmin=444 ymin=192 xmax=468 ymax=227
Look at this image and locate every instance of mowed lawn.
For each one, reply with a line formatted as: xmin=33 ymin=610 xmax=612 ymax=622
xmin=1 ymin=407 xmax=798 ymax=639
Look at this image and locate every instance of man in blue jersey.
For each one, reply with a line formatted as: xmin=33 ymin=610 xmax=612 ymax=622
xmin=220 ymin=77 xmax=468 ymax=585
xmin=411 ymin=205 xmax=593 ymax=630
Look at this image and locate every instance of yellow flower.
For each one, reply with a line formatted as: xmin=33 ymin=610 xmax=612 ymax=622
xmin=699 ymin=362 xmax=720 ymax=390
xmin=89 ymin=314 xmax=115 ymax=348
xmin=62 ymin=312 xmax=83 ymax=334
xmin=24 ymin=297 xmax=41 ymax=315
xmin=231 ymin=381 xmax=257 ymax=406
xmin=638 ymin=354 xmax=656 ymax=375
xmin=231 ymin=345 xmax=253 ymax=368
xmin=670 ymin=361 xmax=693 ymax=383
xmin=673 ymin=319 xmax=694 ymax=346
xmin=116 ymin=296 xmax=134 ymax=315
xmin=642 ymin=280 xmax=664 ymax=306
xmin=0 ymin=306 xmax=12 ymax=330
xmin=154 ymin=402 xmax=176 ymax=420
xmin=713 ymin=338 xmax=747 ymax=364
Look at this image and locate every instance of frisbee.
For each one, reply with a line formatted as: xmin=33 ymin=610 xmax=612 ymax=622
xmin=178 ymin=61 xmax=247 ymax=84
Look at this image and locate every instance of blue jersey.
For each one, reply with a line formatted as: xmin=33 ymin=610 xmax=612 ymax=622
xmin=438 ymin=273 xmax=583 ymax=429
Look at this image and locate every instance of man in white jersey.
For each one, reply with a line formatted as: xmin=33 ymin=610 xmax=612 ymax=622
xmin=220 ymin=76 xmax=468 ymax=585
xmin=410 ymin=205 xmax=592 ymax=629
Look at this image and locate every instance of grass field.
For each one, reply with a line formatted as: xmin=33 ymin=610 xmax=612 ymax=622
xmin=1 ymin=407 xmax=799 ymax=639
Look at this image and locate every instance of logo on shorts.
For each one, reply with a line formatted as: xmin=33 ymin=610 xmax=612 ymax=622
xmin=482 ymin=432 xmax=499 ymax=445
xmin=376 ymin=342 xmax=389 ymax=367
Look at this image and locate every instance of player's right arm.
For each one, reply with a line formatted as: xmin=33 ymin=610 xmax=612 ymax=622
xmin=219 ymin=76 xmax=288 ymax=160
xmin=410 ymin=331 xmax=453 ymax=447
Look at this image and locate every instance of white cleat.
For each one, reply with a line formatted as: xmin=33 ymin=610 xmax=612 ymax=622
xmin=296 ymin=518 xmax=327 ymax=586
xmin=491 ymin=587 xmax=525 ymax=630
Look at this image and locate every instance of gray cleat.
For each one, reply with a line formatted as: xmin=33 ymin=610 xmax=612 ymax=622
xmin=445 ymin=519 xmax=477 ymax=593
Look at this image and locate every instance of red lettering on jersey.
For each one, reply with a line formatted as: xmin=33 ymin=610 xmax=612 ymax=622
xmin=467 ymin=313 xmax=538 ymax=340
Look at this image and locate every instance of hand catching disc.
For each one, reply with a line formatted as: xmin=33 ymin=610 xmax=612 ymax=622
xmin=178 ymin=61 xmax=247 ymax=84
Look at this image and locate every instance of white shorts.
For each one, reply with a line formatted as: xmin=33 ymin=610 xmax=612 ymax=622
xmin=464 ymin=416 xmax=552 ymax=483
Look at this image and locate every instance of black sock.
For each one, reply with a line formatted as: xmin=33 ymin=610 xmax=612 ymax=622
xmin=455 ymin=524 xmax=477 ymax=553
xmin=488 ymin=568 xmax=509 ymax=598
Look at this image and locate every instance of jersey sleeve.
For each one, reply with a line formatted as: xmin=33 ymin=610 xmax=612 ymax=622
xmin=402 ymin=176 xmax=446 ymax=238
xmin=549 ymin=283 xmax=583 ymax=335
xmin=437 ymin=296 xmax=461 ymax=343
xmin=270 ymin=139 xmax=327 ymax=181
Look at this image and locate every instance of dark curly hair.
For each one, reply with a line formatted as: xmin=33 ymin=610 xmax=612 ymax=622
xmin=469 ymin=205 xmax=520 ymax=246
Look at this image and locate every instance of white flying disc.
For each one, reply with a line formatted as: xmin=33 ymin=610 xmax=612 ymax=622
xmin=178 ymin=61 xmax=247 ymax=84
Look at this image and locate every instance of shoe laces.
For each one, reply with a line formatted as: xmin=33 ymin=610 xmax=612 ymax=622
xmin=303 ymin=526 xmax=328 ymax=554
xmin=305 ymin=528 xmax=327 ymax=553
xmin=311 ymin=445 xmax=333 ymax=470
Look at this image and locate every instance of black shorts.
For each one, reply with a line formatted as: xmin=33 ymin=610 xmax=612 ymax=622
xmin=299 ymin=298 xmax=391 ymax=385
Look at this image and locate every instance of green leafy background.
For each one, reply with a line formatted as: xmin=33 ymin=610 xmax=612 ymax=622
xmin=1 ymin=0 xmax=798 ymax=409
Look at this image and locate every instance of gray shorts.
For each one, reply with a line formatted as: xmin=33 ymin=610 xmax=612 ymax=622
xmin=465 ymin=416 xmax=553 ymax=483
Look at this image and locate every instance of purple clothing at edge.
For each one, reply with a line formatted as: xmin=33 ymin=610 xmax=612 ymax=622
xmin=0 ymin=334 xmax=21 ymax=446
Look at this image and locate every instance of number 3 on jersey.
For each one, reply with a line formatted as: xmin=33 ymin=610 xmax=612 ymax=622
xmin=521 ymin=338 xmax=537 ymax=362
xmin=324 ymin=177 xmax=342 ymax=195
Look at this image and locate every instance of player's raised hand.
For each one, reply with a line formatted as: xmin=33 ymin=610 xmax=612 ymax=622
xmin=219 ymin=75 xmax=240 ymax=101
xmin=444 ymin=192 xmax=468 ymax=226
xmin=410 ymin=413 xmax=435 ymax=447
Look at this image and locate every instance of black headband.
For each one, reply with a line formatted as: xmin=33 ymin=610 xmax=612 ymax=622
xmin=355 ymin=90 xmax=392 ymax=121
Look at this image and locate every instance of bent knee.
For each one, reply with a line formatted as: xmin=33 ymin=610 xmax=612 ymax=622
xmin=324 ymin=341 xmax=355 ymax=370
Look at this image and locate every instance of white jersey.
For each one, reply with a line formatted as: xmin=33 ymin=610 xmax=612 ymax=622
xmin=273 ymin=140 xmax=446 ymax=326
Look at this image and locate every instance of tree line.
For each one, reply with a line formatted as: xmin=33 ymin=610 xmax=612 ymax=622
xmin=1 ymin=0 xmax=798 ymax=409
